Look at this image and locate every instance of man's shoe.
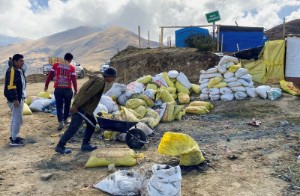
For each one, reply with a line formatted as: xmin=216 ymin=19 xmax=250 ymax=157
xmin=10 ymin=136 xmax=24 ymax=142
xmin=81 ymin=143 xmax=97 ymax=152
xmin=55 ymin=146 xmax=72 ymax=154
xmin=57 ymin=122 xmax=64 ymax=131
xmin=9 ymin=138 xmax=24 ymax=147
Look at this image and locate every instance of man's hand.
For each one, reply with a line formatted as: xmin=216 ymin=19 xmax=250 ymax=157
xmin=74 ymin=91 xmax=77 ymax=97
xmin=44 ymin=86 xmax=48 ymax=92
xmin=70 ymin=106 xmax=78 ymax=113
xmin=13 ymin=100 xmax=20 ymax=107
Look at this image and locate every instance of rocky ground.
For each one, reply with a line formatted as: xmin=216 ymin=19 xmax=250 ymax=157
xmin=0 ymin=77 xmax=299 ymax=196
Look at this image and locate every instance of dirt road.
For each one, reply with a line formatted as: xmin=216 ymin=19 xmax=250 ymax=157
xmin=0 ymin=79 xmax=299 ymax=196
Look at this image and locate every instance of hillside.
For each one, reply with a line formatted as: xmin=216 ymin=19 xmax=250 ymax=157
xmin=0 ymin=26 xmax=159 ymax=75
xmin=265 ymin=19 xmax=300 ymax=40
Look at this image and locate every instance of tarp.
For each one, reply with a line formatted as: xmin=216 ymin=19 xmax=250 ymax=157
xmin=244 ymin=40 xmax=285 ymax=84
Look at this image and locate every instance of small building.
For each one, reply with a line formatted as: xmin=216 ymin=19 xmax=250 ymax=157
xmin=175 ymin=27 xmax=210 ymax=47
xmin=218 ymin=26 xmax=264 ymax=52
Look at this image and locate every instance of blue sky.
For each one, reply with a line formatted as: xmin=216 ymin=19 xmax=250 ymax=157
xmin=1 ymin=0 xmax=300 ymax=40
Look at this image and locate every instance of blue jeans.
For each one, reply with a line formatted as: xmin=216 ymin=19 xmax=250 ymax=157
xmin=54 ymin=88 xmax=73 ymax=122
xmin=58 ymin=108 xmax=96 ymax=146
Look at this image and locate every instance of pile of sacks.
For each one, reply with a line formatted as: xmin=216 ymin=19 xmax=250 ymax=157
xmin=94 ymin=70 xmax=210 ymax=132
xmin=199 ymin=56 xmax=256 ymax=101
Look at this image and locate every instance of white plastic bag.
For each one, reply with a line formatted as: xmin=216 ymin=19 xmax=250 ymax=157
xmin=209 ymin=88 xmax=220 ymax=95
xmin=176 ymin=72 xmax=191 ymax=89
xmin=237 ymin=79 xmax=254 ymax=87
xmin=143 ymin=89 xmax=156 ymax=100
xmin=199 ymin=78 xmax=210 ymax=84
xmin=201 ymin=88 xmax=209 ymax=94
xmin=220 ymin=87 xmax=233 ymax=95
xmin=210 ymin=94 xmax=220 ymax=101
xmin=235 ymin=68 xmax=249 ymax=78
xmin=168 ymin=70 xmax=179 ymax=79
xmin=130 ymin=122 xmax=154 ymax=136
xmin=152 ymin=74 xmax=168 ymax=87
xmin=224 ymin=71 xmax=234 ymax=79
xmin=200 ymin=73 xmax=222 ymax=80
xmin=93 ymin=170 xmax=142 ymax=196
xmin=245 ymin=87 xmax=257 ymax=98
xmin=217 ymin=66 xmax=227 ymax=74
xmin=117 ymin=93 xmax=129 ymax=106
xmin=256 ymin=85 xmax=271 ymax=99
xmin=231 ymin=86 xmax=246 ymax=92
xmin=147 ymin=164 xmax=182 ymax=196
xmin=224 ymin=77 xmax=237 ymax=83
xmin=218 ymin=55 xmax=239 ymax=66
xmin=222 ymin=61 xmax=235 ymax=68
xmin=105 ymin=83 xmax=127 ymax=99
xmin=200 ymin=93 xmax=209 ymax=100
xmin=240 ymin=74 xmax=253 ymax=82
xmin=100 ymin=96 xmax=119 ymax=113
xmin=93 ymin=103 xmax=108 ymax=116
xmin=29 ymin=98 xmax=52 ymax=112
xmin=127 ymin=82 xmax=145 ymax=94
xmin=221 ymin=93 xmax=234 ymax=101
xmin=200 ymin=82 xmax=209 ymax=90
xmin=206 ymin=67 xmax=218 ymax=74
xmin=228 ymin=81 xmax=242 ymax=87
xmin=235 ymin=91 xmax=248 ymax=100
xmin=267 ymin=88 xmax=282 ymax=101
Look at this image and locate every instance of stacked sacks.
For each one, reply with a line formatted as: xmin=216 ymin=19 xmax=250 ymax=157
xmin=199 ymin=55 xmax=255 ymax=101
xmin=185 ymin=101 xmax=213 ymax=115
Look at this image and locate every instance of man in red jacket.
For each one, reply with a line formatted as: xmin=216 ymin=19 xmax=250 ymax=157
xmin=44 ymin=53 xmax=78 ymax=130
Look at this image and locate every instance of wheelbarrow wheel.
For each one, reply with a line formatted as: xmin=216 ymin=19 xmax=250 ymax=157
xmin=126 ymin=128 xmax=146 ymax=149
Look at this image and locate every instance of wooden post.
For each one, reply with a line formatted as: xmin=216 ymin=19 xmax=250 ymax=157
xmin=212 ymin=22 xmax=216 ymax=40
xmin=221 ymin=34 xmax=224 ymax=53
xmin=283 ymin=17 xmax=286 ymax=38
xmin=138 ymin=25 xmax=141 ymax=48
xmin=148 ymin=30 xmax=150 ymax=48
xmin=217 ymin=25 xmax=220 ymax=51
xmin=160 ymin=27 xmax=164 ymax=47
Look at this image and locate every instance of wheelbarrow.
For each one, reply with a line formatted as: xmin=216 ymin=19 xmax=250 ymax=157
xmin=78 ymin=112 xmax=148 ymax=149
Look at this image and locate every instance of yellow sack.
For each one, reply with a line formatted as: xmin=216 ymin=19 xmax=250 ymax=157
xmin=172 ymin=94 xmax=177 ymax=100
xmin=156 ymin=89 xmax=176 ymax=103
xmin=170 ymin=78 xmax=177 ymax=83
xmin=280 ymin=80 xmax=300 ymax=96
xmin=125 ymin=98 xmax=146 ymax=109
xmin=85 ymin=148 xmax=143 ymax=167
xmin=214 ymin=82 xmax=228 ymax=88
xmin=103 ymin=131 xmax=119 ymax=140
xmin=208 ymin=77 xmax=223 ymax=89
xmin=146 ymin=83 xmax=158 ymax=90
xmin=132 ymin=106 xmax=148 ymax=119
xmin=175 ymin=111 xmax=186 ymax=121
xmin=178 ymin=92 xmax=190 ymax=104
xmin=138 ymin=94 xmax=154 ymax=107
xmin=191 ymin=84 xmax=201 ymax=94
xmin=141 ymin=109 xmax=160 ymax=128
xmin=175 ymin=81 xmax=190 ymax=95
xmin=161 ymin=103 xmax=175 ymax=122
xmin=137 ymin=75 xmax=152 ymax=84
xmin=162 ymin=72 xmax=175 ymax=87
xmin=25 ymin=96 xmax=37 ymax=105
xmin=23 ymin=103 xmax=32 ymax=115
xmin=115 ymin=107 xmax=140 ymax=122
xmin=173 ymin=105 xmax=184 ymax=119
xmin=37 ymin=91 xmax=51 ymax=99
xmin=189 ymin=101 xmax=213 ymax=110
xmin=185 ymin=106 xmax=209 ymax=114
xmin=158 ymin=132 xmax=205 ymax=166
xmin=161 ymin=86 xmax=177 ymax=94
xmin=228 ymin=63 xmax=241 ymax=73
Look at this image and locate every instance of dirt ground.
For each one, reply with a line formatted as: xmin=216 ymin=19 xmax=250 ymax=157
xmin=0 ymin=78 xmax=300 ymax=196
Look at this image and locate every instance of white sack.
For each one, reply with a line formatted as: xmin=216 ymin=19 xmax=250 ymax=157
xmin=93 ymin=103 xmax=108 ymax=116
xmin=235 ymin=91 xmax=248 ymax=100
xmin=100 ymin=96 xmax=119 ymax=113
xmin=210 ymin=94 xmax=221 ymax=101
xmin=256 ymin=85 xmax=271 ymax=99
xmin=221 ymin=93 xmax=234 ymax=101
xmin=152 ymin=74 xmax=168 ymax=87
xmin=220 ymin=87 xmax=233 ymax=95
xmin=127 ymin=82 xmax=145 ymax=94
xmin=199 ymin=78 xmax=210 ymax=84
xmin=218 ymin=56 xmax=239 ymax=66
xmin=267 ymin=88 xmax=282 ymax=101
xmin=200 ymin=82 xmax=209 ymax=90
xmin=231 ymin=86 xmax=246 ymax=92
xmin=224 ymin=77 xmax=238 ymax=83
xmin=176 ymin=72 xmax=192 ymax=89
xmin=105 ymin=83 xmax=127 ymax=99
xmin=201 ymin=88 xmax=209 ymax=94
xmin=224 ymin=71 xmax=234 ymax=79
xmin=237 ymin=79 xmax=254 ymax=87
xmin=168 ymin=70 xmax=179 ymax=79
xmin=200 ymin=73 xmax=222 ymax=80
xmin=245 ymin=87 xmax=257 ymax=98
xmin=200 ymin=93 xmax=209 ymax=100
xmin=217 ymin=66 xmax=227 ymax=74
xmin=205 ymin=67 xmax=218 ymax=74
xmin=29 ymin=98 xmax=52 ymax=112
xmin=209 ymin=88 xmax=220 ymax=95
xmin=235 ymin=68 xmax=249 ymax=78
xmin=228 ymin=81 xmax=242 ymax=87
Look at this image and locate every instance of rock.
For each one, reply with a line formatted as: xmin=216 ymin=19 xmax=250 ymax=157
xmin=280 ymin=174 xmax=291 ymax=182
xmin=41 ymin=173 xmax=53 ymax=181
xmin=226 ymin=138 xmax=231 ymax=142
xmin=108 ymin=164 xmax=117 ymax=173
xmin=280 ymin=121 xmax=289 ymax=127
xmin=0 ymin=175 xmax=4 ymax=180
xmin=227 ymin=154 xmax=238 ymax=160
xmin=298 ymin=155 xmax=300 ymax=160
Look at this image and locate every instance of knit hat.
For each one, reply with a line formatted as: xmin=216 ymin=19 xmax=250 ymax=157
xmin=103 ymin=67 xmax=117 ymax=77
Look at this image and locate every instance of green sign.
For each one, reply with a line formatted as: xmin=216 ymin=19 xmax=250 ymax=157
xmin=206 ymin=10 xmax=221 ymax=23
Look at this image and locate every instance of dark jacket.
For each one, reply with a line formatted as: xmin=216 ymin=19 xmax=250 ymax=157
xmin=73 ymin=74 xmax=105 ymax=115
xmin=4 ymin=67 xmax=26 ymax=102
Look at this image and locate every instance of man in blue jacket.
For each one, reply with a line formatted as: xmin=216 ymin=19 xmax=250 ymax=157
xmin=4 ymin=54 xmax=26 ymax=146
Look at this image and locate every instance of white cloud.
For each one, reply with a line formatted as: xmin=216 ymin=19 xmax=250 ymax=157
xmin=0 ymin=0 xmax=299 ymax=41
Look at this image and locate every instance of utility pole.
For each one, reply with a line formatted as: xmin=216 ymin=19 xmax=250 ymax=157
xmin=160 ymin=27 xmax=164 ymax=47
xmin=283 ymin=17 xmax=286 ymax=39
xmin=138 ymin=25 xmax=141 ymax=48
xmin=148 ymin=30 xmax=150 ymax=48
